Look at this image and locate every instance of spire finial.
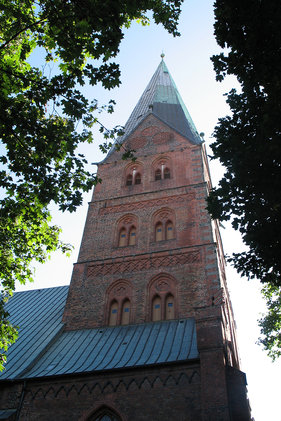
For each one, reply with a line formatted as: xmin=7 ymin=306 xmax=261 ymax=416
xmin=161 ymin=52 xmax=165 ymax=60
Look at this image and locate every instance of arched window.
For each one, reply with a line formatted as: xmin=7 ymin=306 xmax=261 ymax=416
xmin=155 ymin=222 xmax=163 ymax=242
xmin=106 ymin=280 xmax=134 ymax=326
xmin=126 ymin=174 xmax=133 ymax=186
xmin=109 ymin=301 xmax=118 ymax=326
xmin=152 ymin=296 xmax=161 ymax=321
xmin=155 ymin=169 xmax=161 ymax=181
xmin=128 ymin=226 xmax=136 ymax=246
xmin=125 ymin=163 xmax=143 ymax=187
xmin=121 ymin=299 xmax=130 ymax=325
xmin=148 ymin=274 xmax=177 ymax=323
xmin=153 ymin=209 xmax=175 ymax=242
xmin=164 ymin=167 xmax=170 ymax=179
xmin=166 ymin=220 xmax=174 ymax=240
xmin=118 ymin=228 xmax=127 ymax=247
xmin=116 ymin=215 xmax=138 ymax=248
xmin=135 ymin=173 xmax=141 ymax=185
xmin=89 ymin=406 xmax=122 ymax=421
xmin=165 ymin=294 xmax=175 ymax=320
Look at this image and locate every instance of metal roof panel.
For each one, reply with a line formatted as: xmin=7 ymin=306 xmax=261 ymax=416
xmin=1 ymin=287 xmax=199 ymax=381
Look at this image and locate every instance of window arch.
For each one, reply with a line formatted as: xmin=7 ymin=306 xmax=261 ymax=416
xmin=155 ymin=169 xmax=161 ymax=181
xmin=155 ymin=222 xmax=163 ymax=242
xmin=88 ymin=406 xmax=122 ymax=421
xmin=118 ymin=227 xmax=127 ymax=247
xmin=126 ymin=174 xmax=133 ymax=186
xmin=109 ymin=300 xmax=118 ymax=326
xmin=124 ymin=162 xmax=143 ymax=187
xmin=121 ymin=299 xmax=131 ymax=325
xmin=166 ymin=220 xmax=174 ymax=240
xmin=164 ymin=167 xmax=170 ymax=179
xmin=128 ymin=226 xmax=136 ymax=246
xmin=116 ymin=215 xmax=138 ymax=247
xmin=152 ymin=295 xmax=161 ymax=321
xmin=165 ymin=294 xmax=175 ymax=320
xmin=148 ymin=274 xmax=177 ymax=322
xmin=153 ymin=209 xmax=175 ymax=242
xmin=135 ymin=172 xmax=141 ymax=185
xmin=106 ymin=280 xmax=134 ymax=326
xmin=152 ymin=157 xmax=172 ymax=181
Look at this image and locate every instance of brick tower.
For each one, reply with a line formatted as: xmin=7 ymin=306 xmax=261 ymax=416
xmin=0 ymin=59 xmax=251 ymax=421
xmin=61 ymin=58 xmax=251 ymax=420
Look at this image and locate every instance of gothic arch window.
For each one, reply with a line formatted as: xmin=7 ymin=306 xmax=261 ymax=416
xmin=153 ymin=209 xmax=175 ymax=242
xmin=126 ymin=174 xmax=133 ymax=186
xmin=152 ymin=295 xmax=161 ymax=321
xmin=148 ymin=274 xmax=177 ymax=322
xmin=88 ymin=406 xmax=122 ymax=421
xmin=166 ymin=220 xmax=174 ymax=240
xmin=128 ymin=226 xmax=136 ymax=246
xmin=135 ymin=172 xmax=141 ymax=185
xmin=116 ymin=215 xmax=138 ymax=247
xmin=155 ymin=222 xmax=163 ymax=242
xmin=109 ymin=300 xmax=118 ymax=326
xmin=106 ymin=280 xmax=134 ymax=326
xmin=165 ymin=294 xmax=175 ymax=320
xmin=153 ymin=157 xmax=172 ymax=181
xmin=155 ymin=169 xmax=161 ymax=181
xmin=164 ymin=167 xmax=170 ymax=179
xmin=124 ymin=162 xmax=143 ymax=187
xmin=121 ymin=299 xmax=131 ymax=325
xmin=118 ymin=227 xmax=127 ymax=247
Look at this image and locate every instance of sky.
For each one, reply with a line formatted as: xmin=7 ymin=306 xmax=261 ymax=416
xmin=15 ymin=1 xmax=281 ymax=420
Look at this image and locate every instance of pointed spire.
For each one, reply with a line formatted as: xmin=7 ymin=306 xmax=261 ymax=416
xmin=120 ymin=59 xmax=202 ymax=146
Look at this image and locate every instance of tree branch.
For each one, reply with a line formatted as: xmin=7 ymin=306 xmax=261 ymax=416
xmin=0 ymin=17 xmax=47 ymax=51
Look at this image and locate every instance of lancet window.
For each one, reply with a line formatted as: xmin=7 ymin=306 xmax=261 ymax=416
xmin=106 ymin=280 xmax=133 ymax=326
xmin=148 ymin=274 xmax=177 ymax=322
xmin=153 ymin=209 xmax=175 ymax=242
xmin=125 ymin=162 xmax=143 ymax=186
xmin=153 ymin=157 xmax=172 ymax=181
xmin=117 ymin=215 xmax=138 ymax=247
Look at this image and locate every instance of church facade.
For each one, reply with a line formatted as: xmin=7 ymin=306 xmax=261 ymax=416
xmin=0 ymin=60 xmax=251 ymax=420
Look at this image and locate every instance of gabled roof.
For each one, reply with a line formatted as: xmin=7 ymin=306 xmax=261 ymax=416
xmin=1 ymin=287 xmax=199 ymax=381
xmin=117 ymin=59 xmax=202 ymax=147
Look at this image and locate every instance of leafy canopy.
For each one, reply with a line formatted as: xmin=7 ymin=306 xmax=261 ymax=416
xmin=0 ymin=0 xmax=183 ymax=369
xmin=208 ymin=0 xmax=281 ymax=358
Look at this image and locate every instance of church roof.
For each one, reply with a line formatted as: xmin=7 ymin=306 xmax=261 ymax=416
xmin=117 ymin=59 xmax=202 ymax=146
xmin=1 ymin=287 xmax=199 ymax=381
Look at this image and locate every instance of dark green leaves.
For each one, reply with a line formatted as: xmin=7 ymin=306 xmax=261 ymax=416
xmin=0 ymin=0 xmax=183 ymax=369
xmin=208 ymin=0 xmax=281 ymax=358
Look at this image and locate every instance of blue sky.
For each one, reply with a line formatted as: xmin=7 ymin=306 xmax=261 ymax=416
xmin=16 ymin=1 xmax=281 ymax=419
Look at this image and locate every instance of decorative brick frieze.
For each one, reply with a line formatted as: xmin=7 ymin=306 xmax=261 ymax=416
xmin=98 ymin=193 xmax=193 ymax=216
xmin=87 ymin=248 xmax=201 ymax=278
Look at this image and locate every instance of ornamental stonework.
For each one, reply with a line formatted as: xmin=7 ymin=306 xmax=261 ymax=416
xmin=99 ymin=193 xmax=194 ymax=216
xmin=87 ymin=249 xmax=200 ymax=278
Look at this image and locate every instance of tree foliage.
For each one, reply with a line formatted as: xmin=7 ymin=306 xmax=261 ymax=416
xmin=0 ymin=0 xmax=183 ymax=369
xmin=208 ymin=0 xmax=281 ymax=357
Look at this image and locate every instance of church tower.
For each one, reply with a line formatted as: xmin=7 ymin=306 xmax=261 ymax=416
xmin=0 ymin=59 xmax=251 ymax=421
xmin=61 ymin=58 xmax=251 ymax=420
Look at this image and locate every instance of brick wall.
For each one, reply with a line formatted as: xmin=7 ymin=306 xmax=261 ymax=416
xmin=63 ymin=115 xmax=224 ymax=329
xmin=17 ymin=363 xmax=201 ymax=421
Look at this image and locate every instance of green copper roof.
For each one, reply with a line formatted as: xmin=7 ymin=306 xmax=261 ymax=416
xmin=120 ymin=59 xmax=202 ymax=145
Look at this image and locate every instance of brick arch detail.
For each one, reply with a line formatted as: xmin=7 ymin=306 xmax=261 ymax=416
xmin=152 ymin=155 xmax=173 ymax=181
xmin=123 ymin=160 xmax=144 ymax=187
xmin=115 ymin=213 xmax=138 ymax=247
xmin=152 ymin=207 xmax=176 ymax=242
xmin=105 ymin=279 xmax=134 ymax=326
xmin=146 ymin=273 xmax=178 ymax=322
xmin=83 ymin=404 xmax=125 ymax=421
